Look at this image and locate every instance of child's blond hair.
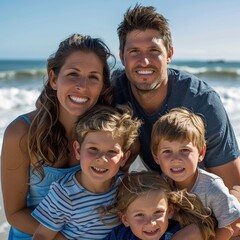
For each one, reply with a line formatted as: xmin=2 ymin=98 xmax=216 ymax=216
xmin=75 ymin=104 xmax=142 ymax=171
xmin=151 ymin=107 xmax=206 ymax=155
xmin=113 ymin=171 xmax=216 ymax=240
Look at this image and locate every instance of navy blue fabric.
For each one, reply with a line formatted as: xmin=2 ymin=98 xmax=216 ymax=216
xmin=103 ymin=222 xmax=181 ymax=240
xmin=112 ymin=68 xmax=239 ymax=172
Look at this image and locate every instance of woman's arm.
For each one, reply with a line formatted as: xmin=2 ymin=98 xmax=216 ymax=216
xmin=1 ymin=118 xmax=39 ymax=234
xmin=32 ymin=224 xmax=58 ymax=240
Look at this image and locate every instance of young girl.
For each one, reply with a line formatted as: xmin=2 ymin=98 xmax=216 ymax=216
xmin=105 ymin=170 xmax=216 ymax=240
xmin=1 ymin=33 xmax=115 ymax=239
xmin=151 ymin=107 xmax=240 ymax=239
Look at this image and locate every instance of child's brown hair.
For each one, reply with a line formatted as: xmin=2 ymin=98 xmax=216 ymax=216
xmin=151 ymin=107 xmax=206 ymax=155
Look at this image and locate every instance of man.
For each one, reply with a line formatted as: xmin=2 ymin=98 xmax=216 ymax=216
xmin=111 ymin=4 xmax=240 ymax=190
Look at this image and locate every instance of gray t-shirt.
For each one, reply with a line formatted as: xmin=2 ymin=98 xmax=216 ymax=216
xmin=191 ymin=168 xmax=240 ymax=228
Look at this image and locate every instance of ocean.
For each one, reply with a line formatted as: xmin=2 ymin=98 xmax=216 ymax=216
xmin=0 ymin=59 xmax=240 ymax=238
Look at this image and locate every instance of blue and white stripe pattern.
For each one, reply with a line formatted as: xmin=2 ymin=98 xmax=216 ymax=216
xmin=32 ymin=170 xmax=122 ymax=239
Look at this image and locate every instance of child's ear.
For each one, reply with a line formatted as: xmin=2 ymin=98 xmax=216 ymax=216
xmin=198 ymin=145 xmax=206 ymax=163
xmin=120 ymin=213 xmax=130 ymax=227
xmin=120 ymin=150 xmax=131 ymax=167
xmin=152 ymin=153 xmax=160 ymax=165
xmin=73 ymin=140 xmax=81 ymax=161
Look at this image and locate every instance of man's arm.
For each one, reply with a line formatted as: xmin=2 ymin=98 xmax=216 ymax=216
xmin=207 ymin=157 xmax=240 ymax=189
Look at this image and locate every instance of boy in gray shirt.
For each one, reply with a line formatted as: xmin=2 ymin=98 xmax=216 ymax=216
xmin=151 ymin=107 xmax=240 ymax=238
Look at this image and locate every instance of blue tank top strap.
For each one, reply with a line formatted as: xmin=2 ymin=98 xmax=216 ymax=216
xmin=19 ymin=114 xmax=31 ymax=125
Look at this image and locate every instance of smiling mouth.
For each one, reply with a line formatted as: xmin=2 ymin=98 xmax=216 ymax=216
xmin=137 ymin=70 xmax=154 ymax=75
xmin=69 ymin=95 xmax=88 ymax=103
xmin=170 ymin=167 xmax=185 ymax=173
xmin=91 ymin=166 xmax=108 ymax=174
xmin=143 ymin=228 xmax=159 ymax=235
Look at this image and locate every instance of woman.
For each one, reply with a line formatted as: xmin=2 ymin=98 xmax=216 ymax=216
xmin=1 ymin=33 xmax=115 ymax=239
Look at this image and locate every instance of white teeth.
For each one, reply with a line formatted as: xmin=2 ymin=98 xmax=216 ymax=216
xmin=92 ymin=167 xmax=107 ymax=172
xmin=70 ymin=96 xmax=88 ymax=103
xmin=172 ymin=167 xmax=183 ymax=171
xmin=137 ymin=70 xmax=153 ymax=74
xmin=144 ymin=229 xmax=158 ymax=234
xmin=146 ymin=230 xmax=156 ymax=233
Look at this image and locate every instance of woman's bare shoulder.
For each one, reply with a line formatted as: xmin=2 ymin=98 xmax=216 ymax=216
xmin=3 ymin=111 xmax=36 ymax=139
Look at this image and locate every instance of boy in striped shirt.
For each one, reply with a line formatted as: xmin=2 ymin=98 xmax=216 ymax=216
xmin=32 ymin=104 xmax=141 ymax=240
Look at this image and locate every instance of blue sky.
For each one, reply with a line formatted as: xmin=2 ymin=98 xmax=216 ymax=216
xmin=1 ymin=0 xmax=240 ymax=61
